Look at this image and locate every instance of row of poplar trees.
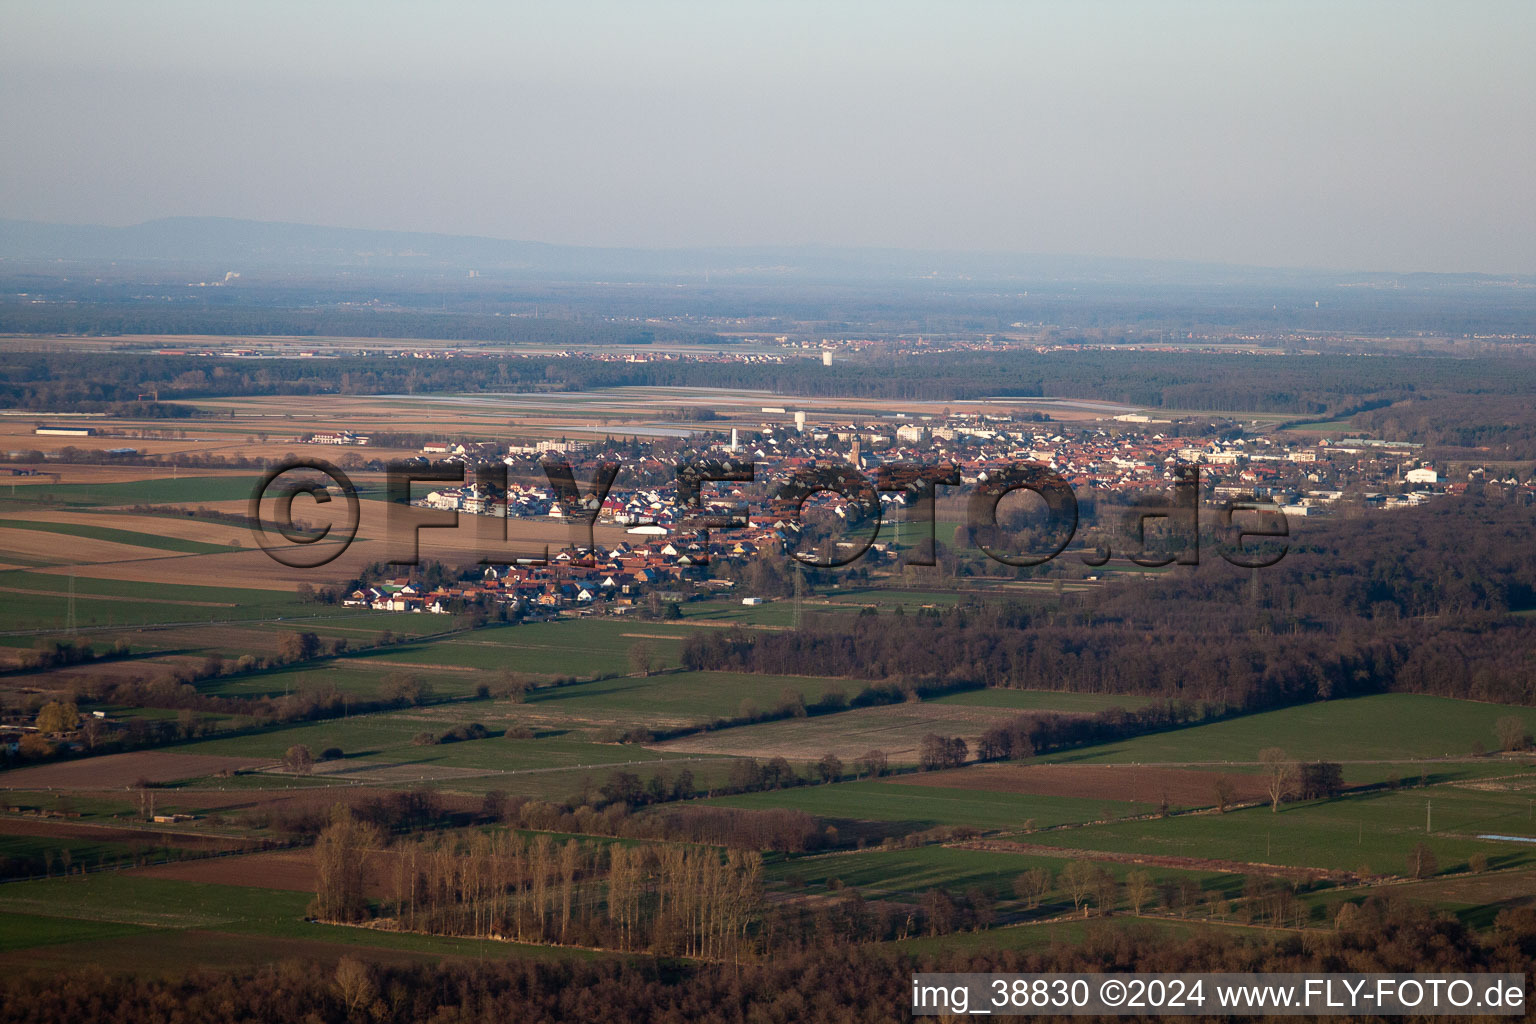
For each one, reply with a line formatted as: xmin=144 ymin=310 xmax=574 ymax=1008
xmin=311 ymin=808 xmax=764 ymax=961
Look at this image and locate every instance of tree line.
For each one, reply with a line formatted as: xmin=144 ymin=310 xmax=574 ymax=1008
xmin=2 ymin=897 xmax=1532 ymax=1023
xmin=684 ymin=496 xmax=1536 ymax=710
xmin=312 ymin=808 xmax=764 ymax=961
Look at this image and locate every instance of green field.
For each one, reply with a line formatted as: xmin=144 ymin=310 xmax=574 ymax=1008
xmin=170 ymin=706 xmax=703 ymax=776
xmin=706 ymin=779 xmax=1152 ymax=831
xmin=525 ymin=670 xmax=859 ymax=724
xmin=769 ymin=844 xmax=1234 ymax=902
xmin=1024 ymin=785 xmax=1536 ymax=876
xmin=0 ymin=476 xmax=259 ymax=508
xmin=204 ymin=659 xmax=469 ymax=700
xmin=363 ymin=618 xmax=693 ymax=678
xmin=0 ymin=910 xmax=153 ymax=952
xmin=1040 ymin=695 xmax=1532 ymax=765
xmin=680 ymin=599 xmax=807 ymax=626
xmin=0 ymin=569 xmax=370 ymax=632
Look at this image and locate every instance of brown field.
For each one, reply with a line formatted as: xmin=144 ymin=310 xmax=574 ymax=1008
xmin=0 ymin=816 xmax=251 ymax=851
xmin=892 ymin=763 xmax=1269 ymax=806
xmin=32 ymin=498 xmax=633 ymax=590
xmin=34 ymin=545 xmax=353 ymax=590
xmin=0 ymin=527 xmax=179 ymax=566
xmin=4 ymin=508 xmax=252 ymax=546
xmin=132 ymin=846 xmax=398 ymax=898
xmin=129 ymin=847 xmax=448 ymax=896
xmin=1389 ymin=868 xmax=1536 ymax=908
xmin=0 ymin=463 xmax=244 ymax=486
xmin=0 ymin=434 xmax=235 ymax=459
xmin=0 ymin=785 xmax=480 ymax=821
xmin=129 ymin=847 xmax=320 ymax=891
xmin=0 ymin=751 xmax=271 ymax=790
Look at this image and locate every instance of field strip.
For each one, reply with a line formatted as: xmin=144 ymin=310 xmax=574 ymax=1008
xmin=431 ymin=640 xmax=620 ymax=654
xmin=954 ymin=839 xmax=1348 ymax=881
xmin=0 ymin=585 xmax=236 ymax=607
xmin=258 ymin=754 xmax=737 ymax=785
xmin=0 ymin=894 xmax=230 ymax=929
xmin=0 ymin=816 xmax=255 ymax=846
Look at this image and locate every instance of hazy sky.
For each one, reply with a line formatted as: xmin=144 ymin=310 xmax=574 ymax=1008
xmin=3 ymin=1 xmax=1533 ymax=273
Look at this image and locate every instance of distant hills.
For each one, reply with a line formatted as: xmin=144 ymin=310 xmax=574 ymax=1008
xmin=3 ymin=215 xmax=1524 ymax=288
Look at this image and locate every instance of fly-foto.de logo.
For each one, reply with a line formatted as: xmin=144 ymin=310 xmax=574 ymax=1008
xmin=249 ymin=457 xmax=1289 ymax=571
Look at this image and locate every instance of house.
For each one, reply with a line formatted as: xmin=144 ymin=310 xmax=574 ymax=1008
xmin=309 ymin=431 xmax=369 ymax=445
xmin=344 ymin=587 xmax=384 ymax=607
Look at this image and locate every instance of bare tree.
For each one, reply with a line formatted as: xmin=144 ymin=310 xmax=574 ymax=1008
xmin=558 ymin=840 xmax=580 ymax=942
xmin=1259 ymin=747 xmax=1296 ymax=812
xmin=1091 ymin=867 xmax=1118 ymax=916
xmin=1013 ymin=866 xmax=1052 ymax=910
xmin=627 ymin=641 xmax=655 ymax=678
xmin=333 ymin=957 xmax=377 ymax=1018
xmin=1495 ymin=715 xmax=1531 ymax=752
xmin=1407 ymin=842 xmax=1438 ymax=879
xmin=1061 ymin=860 xmax=1095 ymax=915
xmin=815 ymin=752 xmax=844 ymax=783
xmin=1213 ymin=775 xmax=1235 ymax=813
xmin=310 ymin=806 xmax=382 ymax=922
xmin=283 ymin=744 xmax=315 ymax=776
xmin=854 ymin=749 xmax=888 ymax=778
xmin=1125 ymin=870 xmax=1153 ymax=915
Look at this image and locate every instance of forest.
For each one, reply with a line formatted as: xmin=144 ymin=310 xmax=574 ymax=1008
xmin=685 ymin=495 xmax=1536 ymax=709
xmin=0 ymin=899 xmax=1531 ymax=1024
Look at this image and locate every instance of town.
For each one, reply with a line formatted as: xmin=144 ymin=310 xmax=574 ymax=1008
xmin=302 ymin=405 xmax=1493 ymax=617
